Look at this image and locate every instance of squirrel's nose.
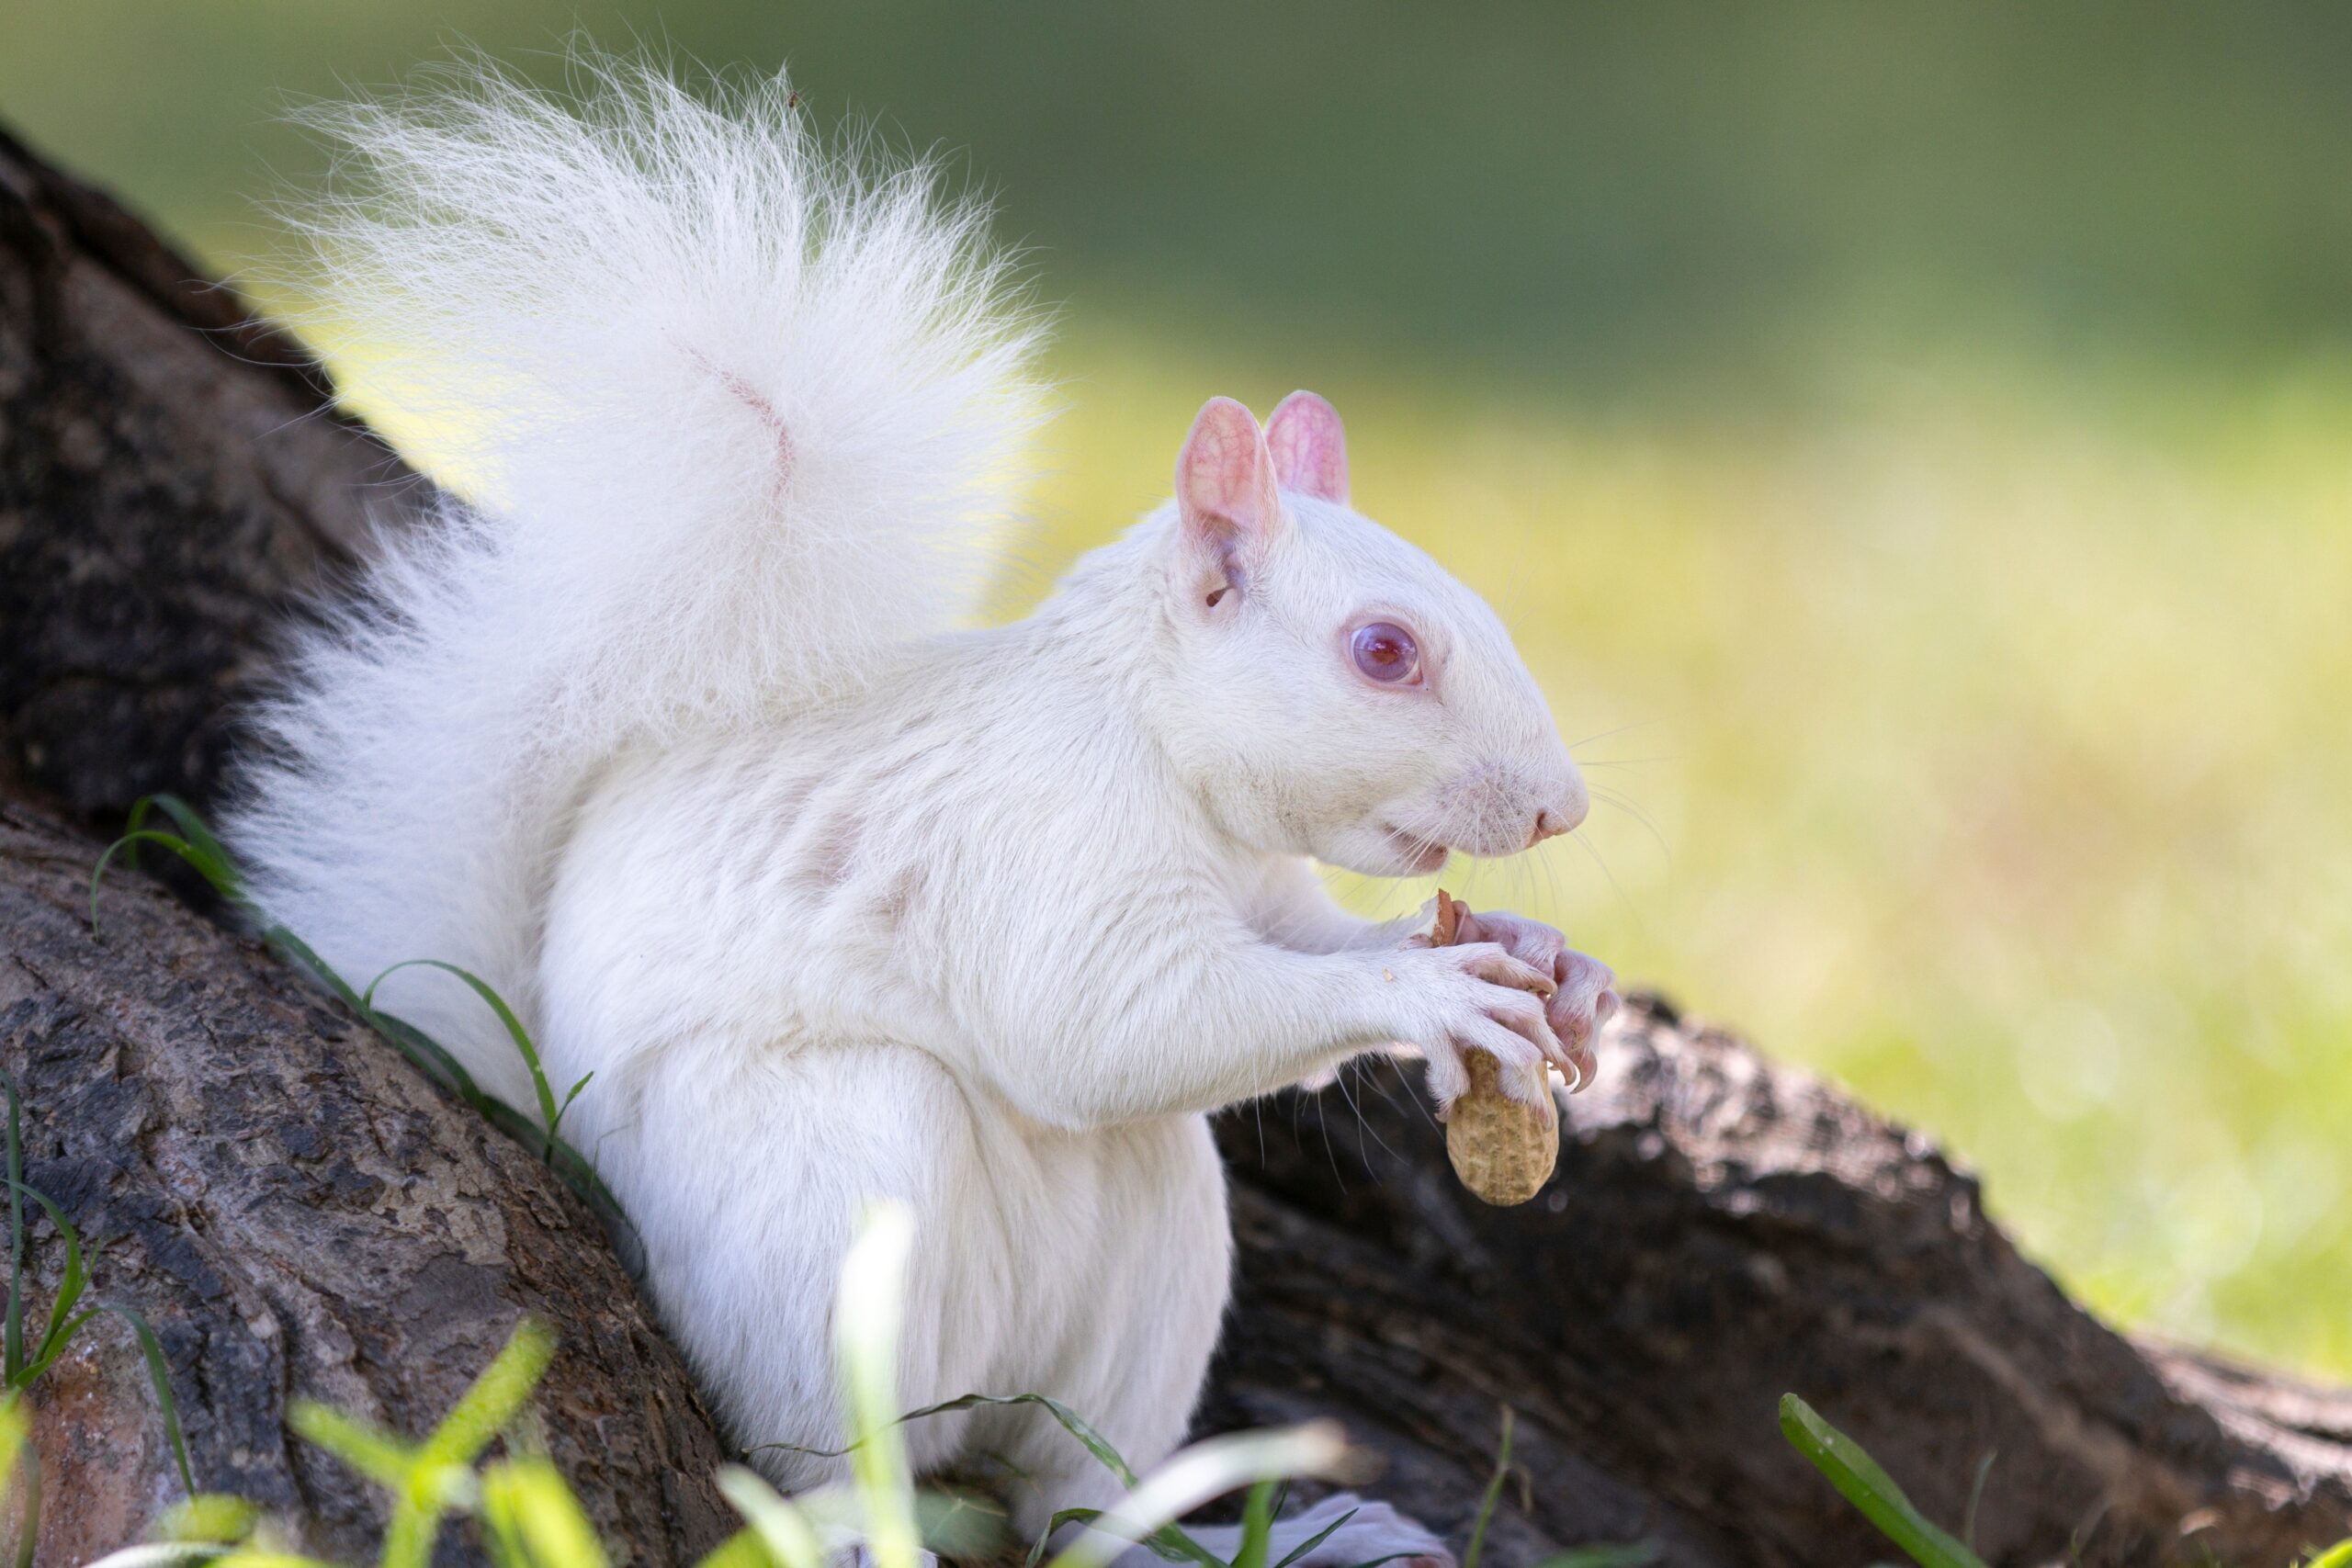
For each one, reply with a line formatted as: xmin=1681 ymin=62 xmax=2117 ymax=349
xmin=1532 ymin=768 xmax=1593 ymax=846
xmin=1529 ymin=804 xmax=1582 ymax=847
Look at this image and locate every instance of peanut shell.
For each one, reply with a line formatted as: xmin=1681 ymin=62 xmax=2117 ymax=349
xmin=1445 ymin=1046 xmax=1559 ymax=1205
xmin=1427 ymin=889 xmax=1560 ymax=1206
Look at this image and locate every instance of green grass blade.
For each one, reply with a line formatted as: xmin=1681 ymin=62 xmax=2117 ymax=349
xmin=87 ymin=794 xmax=159 ymax=928
xmin=418 ymin=1316 xmax=557 ymax=1470
xmin=922 ymin=1392 xmax=1141 ymax=1485
xmin=715 ymin=1467 xmax=827 ymax=1568
xmin=1778 ymin=1395 xmax=1988 ymax=1568
xmin=0 ymin=1210 xmax=195 ymax=1504
xmin=258 ymin=926 xmax=373 ymax=1016
xmin=142 ymin=798 xmax=243 ymax=897
xmin=293 ymin=1325 xmax=558 ymax=1568
xmin=466 ymin=1094 xmax=637 ymax=1248
xmin=835 ymin=1204 xmax=924 ymax=1568
xmin=1271 ymin=1506 xmax=1357 ymax=1568
xmin=1462 ymin=1406 xmax=1514 ymax=1568
xmin=288 ymin=1401 xmax=418 ymax=1488
xmin=2305 ymin=1544 xmax=2352 ymax=1568
xmin=268 ymin=940 xmax=634 ymax=1247
xmin=1148 ymin=1529 xmax=1227 ymax=1568
xmin=107 ymin=1305 xmax=198 ymax=1497
xmin=73 ymin=1547 xmax=228 ymax=1568
xmin=89 ymin=832 xmax=244 ymax=933
xmin=1531 ymin=1546 xmax=1661 ymax=1568
xmin=4 ymin=1070 xmax=25 ymax=1383
xmin=382 ymin=1493 xmax=456 ymax=1568
xmin=910 ymin=1483 xmax=1012 ymax=1562
xmin=1024 ymin=1508 xmax=1102 ymax=1568
xmin=119 ymin=795 xmax=159 ymax=852
xmin=1232 ymin=1479 xmax=1277 ymax=1568
xmin=14 ymin=1306 xmax=97 ymax=1386
xmin=1045 ymin=1425 xmax=1348 ymax=1568
xmin=754 ymin=1392 xmax=1143 ymax=1487
xmin=754 ymin=1387 xmax=1219 ymax=1568
xmin=1961 ymin=1450 xmax=1996 ymax=1551
xmin=0 ymin=1393 xmax=25 ymax=1508
xmin=348 ymin=1002 xmax=489 ymax=1105
xmin=363 ymin=961 xmax=561 ymax=1134
xmin=687 ymin=1528 xmax=773 ymax=1568
xmin=4 ymin=1180 xmax=85 ymax=1388
xmin=480 ymin=1454 xmax=610 ymax=1568
xmin=549 ymin=1072 xmax=594 ymax=1146
xmin=89 ymin=796 xmax=249 ymax=928
xmin=370 ymin=1050 xmax=633 ymax=1257
xmin=1024 ymin=1508 xmax=1205 ymax=1568
xmin=83 ymin=819 xmax=630 ymax=1247
xmin=14 ymin=1438 xmax=38 ymax=1568
xmin=153 ymin=1495 xmax=260 ymax=1545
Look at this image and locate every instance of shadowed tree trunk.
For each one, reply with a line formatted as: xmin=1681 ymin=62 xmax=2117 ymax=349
xmin=0 ymin=800 xmax=736 ymax=1565
xmin=0 ymin=124 xmax=411 ymax=829
xmin=3 ymin=122 xmax=2347 ymax=1568
xmin=1203 ymin=1023 xmax=2352 ymax=1566
xmin=1 ymin=124 xmax=732 ymax=1564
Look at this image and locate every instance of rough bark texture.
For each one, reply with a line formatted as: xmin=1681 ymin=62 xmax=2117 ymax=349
xmin=0 ymin=122 xmax=408 ymax=829
xmin=0 ymin=126 xmax=735 ymax=1564
xmin=0 ymin=801 xmax=735 ymax=1565
xmin=3 ymin=120 xmax=2349 ymax=1568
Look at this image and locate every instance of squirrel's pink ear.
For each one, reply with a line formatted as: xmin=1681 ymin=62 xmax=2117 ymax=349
xmin=1264 ymin=390 xmax=1349 ymax=505
xmin=1176 ymin=397 xmax=1283 ymax=604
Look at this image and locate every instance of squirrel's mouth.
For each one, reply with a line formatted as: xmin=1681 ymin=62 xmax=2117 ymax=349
xmin=1379 ymin=823 xmax=1452 ymax=876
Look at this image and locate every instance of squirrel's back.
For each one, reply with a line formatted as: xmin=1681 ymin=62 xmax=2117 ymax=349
xmin=225 ymin=57 xmax=1046 ymax=1108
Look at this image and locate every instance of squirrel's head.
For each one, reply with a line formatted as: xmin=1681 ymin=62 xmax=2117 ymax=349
xmin=1148 ymin=393 xmax=1586 ymax=878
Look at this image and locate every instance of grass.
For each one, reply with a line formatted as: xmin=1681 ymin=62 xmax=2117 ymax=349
xmin=1779 ymin=1395 xmax=1985 ymax=1568
xmin=92 ymin=796 xmax=624 ymax=1240
xmin=22 ymin=1169 xmax=2328 ymax=1567
xmin=0 ymin=1061 xmax=198 ymax=1565
xmin=1780 ymin=1393 xmax=2352 ymax=1568
xmin=41 ymin=1205 xmax=1389 ymax=1568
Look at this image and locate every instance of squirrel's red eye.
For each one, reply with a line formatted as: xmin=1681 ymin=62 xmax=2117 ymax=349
xmin=1350 ymin=622 xmax=1421 ymax=685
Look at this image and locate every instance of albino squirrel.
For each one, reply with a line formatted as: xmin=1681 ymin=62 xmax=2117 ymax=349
xmin=226 ymin=59 xmax=1617 ymax=1568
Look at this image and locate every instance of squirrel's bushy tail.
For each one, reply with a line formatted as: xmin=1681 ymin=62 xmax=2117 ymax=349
xmin=226 ymin=56 xmax=1045 ymax=1111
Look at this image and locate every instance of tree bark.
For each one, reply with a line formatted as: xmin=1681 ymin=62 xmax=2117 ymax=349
xmin=3 ymin=121 xmax=2348 ymax=1568
xmin=1203 ymin=1020 xmax=2352 ymax=1567
xmin=0 ymin=121 xmax=406 ymax=829
xmin=0 ymin=125 xmax=734 ymax=1564
xmin=0 ymin=800 xmax=735 ymax=1566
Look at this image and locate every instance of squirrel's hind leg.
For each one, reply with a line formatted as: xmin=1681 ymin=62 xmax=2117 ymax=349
xmin=980 ymin=1118 xmax=1450 ymax=1568
xmin=976 ymin=1113 xmax=1229 ymax=1551
xmin=603 ymin=1038 xmax=1001 ymax=1493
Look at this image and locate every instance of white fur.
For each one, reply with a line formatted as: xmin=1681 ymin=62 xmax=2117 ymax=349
xmin=225 ymin=59 xmax=1611 ymax=1568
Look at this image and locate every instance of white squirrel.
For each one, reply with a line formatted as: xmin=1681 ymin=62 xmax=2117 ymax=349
xmin=226 ymin=58 xmax=1617 ymax=1568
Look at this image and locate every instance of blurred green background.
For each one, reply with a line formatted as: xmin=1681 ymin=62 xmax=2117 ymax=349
xmin=4 ymin=3 xmax=2348 ymax=1375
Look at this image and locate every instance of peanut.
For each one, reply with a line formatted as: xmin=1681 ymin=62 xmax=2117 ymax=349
xmin=1428 ymin=890 xmax=1559 ymax=1206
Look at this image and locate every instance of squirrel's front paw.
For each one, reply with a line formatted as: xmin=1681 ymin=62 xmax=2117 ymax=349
xmin=1389 ymin=942 xmax=1557 ymax=1115
xmin=1423 ymin=903 xmax=1619 ymax=1091
xmin=1547 ymin=945 xmax=1620 ymax=1089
